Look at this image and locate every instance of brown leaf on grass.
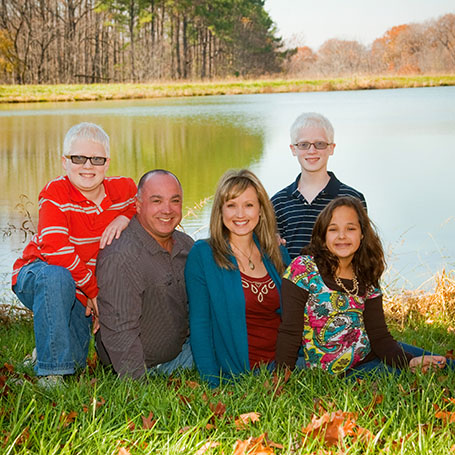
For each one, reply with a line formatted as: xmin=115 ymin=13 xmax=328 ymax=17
xmin=141 ymin=411 xmax=156 ymax=429
xmin=209 ymin=401 xmax=227 ymax=419
xmin=82 ymin=396 xmax=106 ymax=413
xmin=15 ymin=427 xmax=30 ymax=446
xmin=168 ymin=376 xmax=182 ymax=391
xmin=233 ymin=434 xmax=275 ymax=455
xmin=206 ymin=423 xmax=216 ymax=430
xmin=60 ymin=411 xmax=78 ymax=427
xmin=179 ymin=426 xmax=194 ymax=434
xmin=127 ymin=420 xmax=136 ymax=431
xmin=444 ymin=397 xmax=455 ymax=405
xmin=179 ymin=394 xmax=192 ymax=405
xmin=446 ymin=349 xmax=455 ymax=360
xmin=195 ymin=441 xmax=220 ymax=455
xmin=201 ymin=392 xmax=209 ymax=402
xmin=435 ymin=410 xmax=455 ymax=423
xmin=118 ymin=447 xmax=132 ymax=455
xmin=186 ymin=380 xmax=200 ymax=389
xmin=86 ymin=352 xmax=98 ymax=373
xmin=263 ymin=369 xmax=291 ymax=397
xmin=234 ymin=412 xmax=261 ymax=429
xmin=3 ymin=363 xmax=14 ymax=373
xmin=302 ymin=410 xmax=372 ymax=447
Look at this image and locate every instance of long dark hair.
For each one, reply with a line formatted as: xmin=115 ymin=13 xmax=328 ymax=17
xmin=302 ymin=197 xmax=385 ymax=287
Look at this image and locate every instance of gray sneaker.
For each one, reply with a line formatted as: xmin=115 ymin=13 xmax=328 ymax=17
xmin=23 ymin=348 xmax=37 ymax=367
xmin=37 ymin=375 xmax=65 ymax=389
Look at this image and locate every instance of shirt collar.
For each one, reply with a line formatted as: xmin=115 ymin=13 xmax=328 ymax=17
xmin=65 ymin=176 xmax=111 ymax=206
xmin=130 ymin=215 xmax=184 ymax=257
xmin=290 ymin=171 xmax=341 ymax=199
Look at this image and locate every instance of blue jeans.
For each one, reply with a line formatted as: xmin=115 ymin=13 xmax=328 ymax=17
xmin=13 ymin=260 xmax=92 ymax=376
xmin=347 ymin=342 xmax=452 ymax=377
xmin=149 ymin=338 xmax=194 ymax=375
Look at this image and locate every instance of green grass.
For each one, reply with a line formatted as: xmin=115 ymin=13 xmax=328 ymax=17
xmin=2 ymin=316 xmax=455 ymax=454
xmin=1 ymin=75 xmax=454 ymax=103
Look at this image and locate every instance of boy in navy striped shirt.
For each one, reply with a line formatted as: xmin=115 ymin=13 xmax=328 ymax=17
xmin=271 ymin=112 xmax=366 ymax=259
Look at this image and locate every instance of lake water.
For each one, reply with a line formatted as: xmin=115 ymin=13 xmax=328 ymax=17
xmin=1 ymin=87 xmax=454 ymax=301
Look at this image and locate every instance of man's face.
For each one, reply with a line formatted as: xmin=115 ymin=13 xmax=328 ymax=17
xmin=62 ymin=139 xmax=109 ymax=197
xmin=136 ymin=173 xmax=183 ymax=243
xmin=290 ymin=125 xmax=335 ymax=174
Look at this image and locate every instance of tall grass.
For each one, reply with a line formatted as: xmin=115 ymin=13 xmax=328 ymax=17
xmin=1 ymin=75 xmax=454 ymax=103
xmin=1 ymin=270 xmax=455 ymax=454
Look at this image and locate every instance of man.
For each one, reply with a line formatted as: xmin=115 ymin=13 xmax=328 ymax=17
xmin=12 ymin=122 xmax=137 ymax=387
xmin=95 ymin=170 xmax=194 ymax=379
xmin=271 ymin=112 xmax=366 ymax=259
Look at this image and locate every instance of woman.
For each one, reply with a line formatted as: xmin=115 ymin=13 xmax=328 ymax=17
xmin=185 ymin=169 xmax=290 ymax=387
xmin=276 ymin=196 xmax=447 ymax=376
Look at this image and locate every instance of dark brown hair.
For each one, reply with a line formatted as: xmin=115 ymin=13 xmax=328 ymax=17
xmin=302 ymin=196 xmax=386 ymax=287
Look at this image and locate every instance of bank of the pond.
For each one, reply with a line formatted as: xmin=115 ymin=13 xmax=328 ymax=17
xmin=1 ymin=75 xmax=454 ymax=103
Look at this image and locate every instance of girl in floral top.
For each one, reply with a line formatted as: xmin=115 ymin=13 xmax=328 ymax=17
xmin=276 ymin=196 xmax=447 ymax=375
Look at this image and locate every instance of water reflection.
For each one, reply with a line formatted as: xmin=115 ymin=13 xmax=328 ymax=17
xmin=2 ymin=88 xmax=455 ymax=296
xmin=1 ymin=106 xmax=263 ymax=220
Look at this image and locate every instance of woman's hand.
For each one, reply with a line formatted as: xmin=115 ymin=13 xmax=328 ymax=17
xmin=100 ymin=215 xmax=130 ymax=249
xmin=409 ymin=355 xmax=446 ymax=373
xmin=86 ymin=297 xmax=100 ymax=333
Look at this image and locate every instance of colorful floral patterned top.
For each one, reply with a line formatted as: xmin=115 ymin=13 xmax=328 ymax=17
xmin=282 ymin=255 xmax=381 ymax=374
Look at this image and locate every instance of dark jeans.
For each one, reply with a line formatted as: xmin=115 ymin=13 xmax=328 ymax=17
xmin=346 ymin=342 xmax=452 ymax=377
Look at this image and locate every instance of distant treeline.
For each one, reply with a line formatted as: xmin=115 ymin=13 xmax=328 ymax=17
xmin=0 ymin=0 xmax=283 ymax=84
xmin=286 ymin=14 xmax=455 ymax=77
xmin=0 ymin=2 xmax=454 ymax=85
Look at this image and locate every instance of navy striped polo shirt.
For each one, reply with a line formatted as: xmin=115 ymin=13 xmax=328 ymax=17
xmin=271 ymin=172 xmax=367 ymax=259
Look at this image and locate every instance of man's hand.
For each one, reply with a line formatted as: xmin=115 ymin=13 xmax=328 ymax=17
xmin=99 ymin=215 xmax=130 ymax=249
xmin=409 ymin=355 xmax=446 ymax=373
xmin=86 ymin=296 xmax=100 ymax=333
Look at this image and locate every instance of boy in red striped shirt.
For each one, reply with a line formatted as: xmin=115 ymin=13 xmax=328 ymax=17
xmin=12 ymin=122 xmax=137 ymax=387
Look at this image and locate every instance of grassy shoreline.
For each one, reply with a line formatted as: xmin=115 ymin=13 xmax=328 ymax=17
xmin=1 ymin=74 xmax=454 ymax=103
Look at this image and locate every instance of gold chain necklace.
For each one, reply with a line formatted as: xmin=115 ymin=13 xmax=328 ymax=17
xmin=334 ymin=274 xmax=359 ymax=297
xmin=231 ymin=242 xmax=255 ymax=271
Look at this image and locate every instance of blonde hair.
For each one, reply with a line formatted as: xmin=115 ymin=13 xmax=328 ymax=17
xmin=290 ymin=112 xmax=334 ymax=144
xmin=209 ymin=169 xmax=284 ymax=274
xmin=63 ymin=122 xmax=110 ymax=157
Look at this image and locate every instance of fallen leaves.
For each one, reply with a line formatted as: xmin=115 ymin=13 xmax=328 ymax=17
xmin=301 ymin=410 xmax=374 ymax=447
xmin=141 ymin=411 xmax=157 ymax=430
xmin=60 ymin=410 xmax=78 ymax=427
xmin=435 ymin=399 xmax=455 ymax=424
xmin=233 ymin=434 xmax=282 ymax=455
xmin=195 ymin=441 xmax=220 ymax=455
xmin=235 ymin=412 xmax=261 ymax=429
xmin=263 ymin=369 xmax=292 ymax=397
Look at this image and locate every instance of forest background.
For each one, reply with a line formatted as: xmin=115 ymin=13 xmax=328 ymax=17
xmin=0 ymin=0 xmax=454 ymax=85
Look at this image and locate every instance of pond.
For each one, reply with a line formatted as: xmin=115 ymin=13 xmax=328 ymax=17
xmin=1 ymin=86 xmax=454 ymax=301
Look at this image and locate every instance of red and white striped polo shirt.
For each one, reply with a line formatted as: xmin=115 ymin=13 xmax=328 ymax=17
xmin=12 ymin=175 xmax=137 ymax=304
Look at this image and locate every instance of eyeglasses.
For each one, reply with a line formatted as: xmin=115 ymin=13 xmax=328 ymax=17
xmin=293 ymin=141 xmax=332 ymax=151
xmin=65 ymin=155 xmax=107 ymax=166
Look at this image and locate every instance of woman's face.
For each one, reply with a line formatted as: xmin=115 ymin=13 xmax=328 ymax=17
xmin=325 ymin=205 xmax=362 ymax=263
xmin=222 ymin=185 xmax=261 ymax=239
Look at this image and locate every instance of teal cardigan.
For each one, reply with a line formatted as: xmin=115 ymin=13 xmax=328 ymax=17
xmin=185 ymin=237 xmax=290 ymax=387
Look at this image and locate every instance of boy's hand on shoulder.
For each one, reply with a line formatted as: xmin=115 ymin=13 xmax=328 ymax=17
xmin=276 ymin=234 xmax=286 ymax=246
xmin=100 ymin=215 xmax=130 ymax=249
